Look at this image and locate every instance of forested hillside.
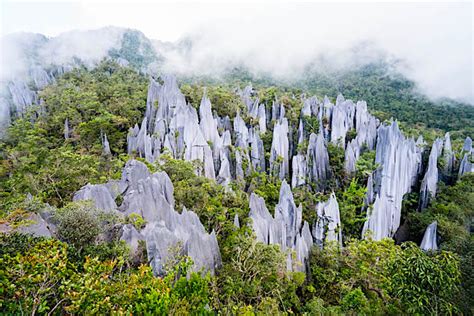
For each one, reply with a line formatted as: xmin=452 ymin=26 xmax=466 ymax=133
xmin=0 ymin=60 xmax=473 ymax=315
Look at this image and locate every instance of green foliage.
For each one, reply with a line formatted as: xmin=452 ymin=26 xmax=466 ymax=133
xmin=406 ymin=174 xmax=474 ymax=313
xmin=327 ymin=142 xmax=347 ymax=189
xmin=181 ymin=84 xmax=246 ymax=118
xmin=302 ymin=115 xmax=320 ymax=137
xmin=54 ymin=202 xmax=103 ymax=250
xmin=0 ymin=235 xmax=214 ymax=314
xmin=355 ymin=150 xmax=378 ymax=181
xmin=246 ymin=171 xmax=281 ymax=213
xmin=337 ymin=178 xmax=367 ymax=241
xmin=0 ymin=238 xmax=73 ymax=314
xmin=388 ymin=242 xmax=461 ymax=315
xmin=108 ymin=29 xmax=157 ymax=70
xmin=125 ymin=212 xmax=147 ymax=230
xmin=157 ymin=154 xmax=249 ymax=242
xmin=0 ymin=60 xmax=146 ymax=208
xmin=216 ymin=233 xmax=302 ymax=312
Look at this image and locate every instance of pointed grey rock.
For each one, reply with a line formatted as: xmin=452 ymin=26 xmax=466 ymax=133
xmin=64 ymin=118 xmax=70 ymax=140
xmin=16 ymin=212 xmax=53 ymax=237
xmin=306 ymin=133 xmax=330 ymax=189
xmin=458 ymin=153 xmax=473 ymax=177
xmin=443 ymin=132 xmax=455 ymax=173
xmin=76 ymin=158 xmax=220 ymax=276
xmin=462 ymin=137 xmax=472 ymax=153
xmin=102 ymin=133 xmax=111 ymax=155
xmin=420 ymin=221 xmax=438 ymax=251
xmin=270 ymin=118 xmax=289 ymax=179
xmin=344 ymin=139 xmax=360 ymax=174
xmin=291 ymin=154 xmax=307 ymax=188
xmin=121 ymin=224 xmax=145 ymax=255
xmin=233 ymin=214 xmax=240 ymax=228
xmin=312 ymin=193 xmax=342 ymax=248
xmin=249 ymin=128 xmax=265 ymax=171
xmin=419 ymin=138 xmax=443 ymax=210
xmin=258 ymin=104 xmax=267 ymax=133
xmin=362 ymin=121 xmax=422 ymax=240
xmin=73 ymin=183 xmax=117 ymax=211
xmin=331 ymin=97 xmax=355 ymax=146
xmin=248 ymin=181 xmax=312 ymax=271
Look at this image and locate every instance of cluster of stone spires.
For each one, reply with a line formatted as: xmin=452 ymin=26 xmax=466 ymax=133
xmin=18 ymin=74 xmax=472 ymax=275
xmin=82 ymin=75 xmax=472 ymax=273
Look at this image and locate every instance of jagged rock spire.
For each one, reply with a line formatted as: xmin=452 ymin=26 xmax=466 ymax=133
xmin=312 ymin=193 xmax=342 ymax=248
xmin=270 ymin=118 xmax=290 ymax=179
xmin=420 ymin=221 xmax=438 ymax=251
xmin=443 ymin=132 xmax=455 ymax=174
xmin=248 ymin=181 xmax=312 ymax=272
xmin=74 ymin=159 xmax=221 ymax=276
xmin=306 ymin=133 xmax=330 ymax=190
xmin=459 ymin=136 xmax=474 ymax=177
xmin=102 ymin=133 xmax=111 ymax=155
xmin=362 ymin=121 xmax=422 ymax=240
xmin=330 ymin=95 xmax=356 ymax=146
xmin=64 ymin=118 xmax=70 ymax=139
xmin=419 ymin=138 xmax=443 ymax=210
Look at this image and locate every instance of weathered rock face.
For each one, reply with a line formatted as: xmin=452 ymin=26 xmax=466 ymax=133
xmin=443 ymin=133 xmax=455 ymax=174
xmin=419 ymin=138 xmax=443 ymax=210
xmin=306 ymin=133 xmax=330 ymax=190
xmin=459 ymin=154 xmax=474 ymax=177
xmin=459 ymin=137 xmax=474 ymax=177
xmin=74 ymin=159 xmax=221 ymax=276
xmin=249 ymin=128 xmax=265 ymax=172
xmin=330 ymin=95 xmax=355 ymax=146
xmin=312 ymin=193 xmax=342 ymax=248
xmin=249 ymin=181 xmax=312 ymax=272
xmin=291 ymin=154 xmax=307 ymax=188
xmin=420 ymin=221 xmax=438 ymax=251
xmin=74 ymin=183 xmax=120 ymax=212
xmin=8 ymin=80 xmax=36 ymax=115
xmin=64 ymin=119 xmax=70 ymax=139
xmin=102 ymin=133 xmax=111 ymax=155
xmin=354 ymin=101 xmax=378 ymax=150
xmin=344 ymin=139 xmax=360 ymax=174
xmin=270 ymin=118 xmax=290 ymax=179
xmin=362 ymin=121 xmax=422 ymax=240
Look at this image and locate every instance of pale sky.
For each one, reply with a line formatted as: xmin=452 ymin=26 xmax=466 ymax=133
xmin=1 ymin=0 xmax=473 ymax=103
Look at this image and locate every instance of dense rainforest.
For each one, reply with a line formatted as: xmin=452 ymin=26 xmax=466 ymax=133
xmin=0 ymin=60 xmax=473 ymax=315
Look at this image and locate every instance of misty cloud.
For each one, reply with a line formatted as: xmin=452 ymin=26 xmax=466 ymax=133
xmin=0 ymin=2 xmax=472 ymax=104
xmin=156 ymin=2 xmax=472 ymax=104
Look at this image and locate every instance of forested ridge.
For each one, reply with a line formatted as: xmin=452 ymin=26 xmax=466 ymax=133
xmin=0 ymin=60 xmax=473 ymax=315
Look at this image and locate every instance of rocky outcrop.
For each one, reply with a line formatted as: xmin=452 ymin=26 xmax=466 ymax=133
xmin=330 ymin=95 xmax=355 ymax=146
xmin=291 ymin=154 xmax=307 ymax=188
xmin=249 ymin=181 xmax=312 ymax=271
xmin=74 ymin=183 xmax=119 ymax=211
xmin=306 ymin=133 xmax=330 ymax=190
xmin=443 ymin=133 xmax=455 ymax=174
xmin=362 ymin=121 xmax=422 ymax=240
xmin=419 ymin=138 xmax=443 ymax=210
xmin=8 ymin=80 xmax=36 ymax=115
xmin=312 ymin=193 xmax=342 ymax=248
xmin=354 ymin=101 xmax=377 ymax=150
xmin=64 ymin=119 xmax=70 ymax=139
xmin=344 ymin=139 xmax=360 ymax=174
xmin=74 ymin=159 xmax=221 ymax=276
xmin=459 ymin=137 xmax=473 ymax=177
xmin=420 ymin=221 xmax=438 ymax=251
xmin=249 ymin=128 xmax=265 ymax=172
xmin=102 ymin=133 xmax=111 ymax=155
xmin=270 ymin=118 xmax=290 ymax=179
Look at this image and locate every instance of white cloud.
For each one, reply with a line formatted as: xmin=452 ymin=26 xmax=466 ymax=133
xmin=1 ymin=1 xmax=472 ymax=103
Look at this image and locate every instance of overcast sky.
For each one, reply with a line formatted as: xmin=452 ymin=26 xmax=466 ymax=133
xmin=1 ymin=0 xmax=473 ymax=103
